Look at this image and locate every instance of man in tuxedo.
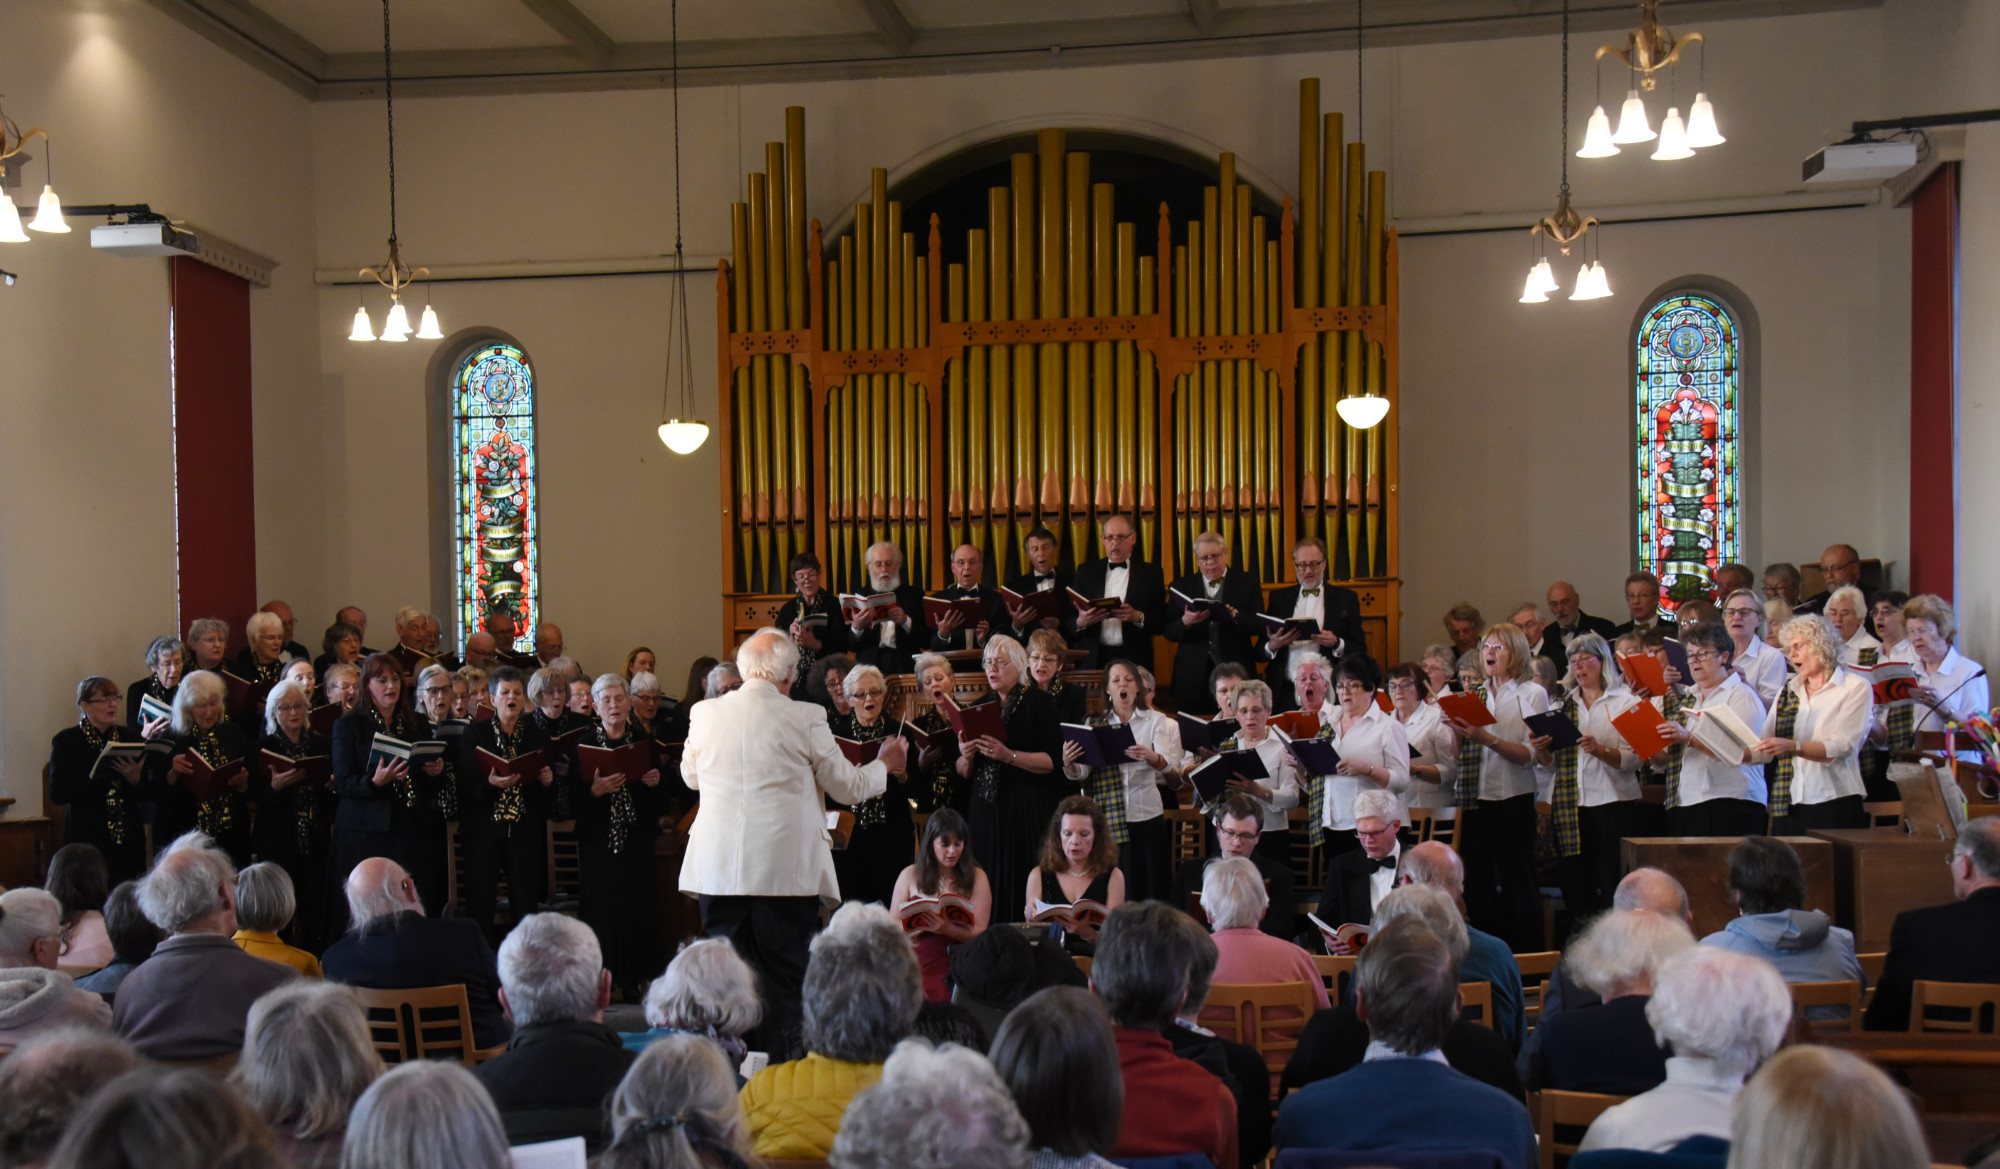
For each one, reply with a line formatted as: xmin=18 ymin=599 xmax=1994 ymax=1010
xmin=1069 ymin=514 xmax=1166 ymax=673
xmin=1612 ymin=572 xmax=1677 ymax=639
xmin=1165 ymin=531 xmax=1264 ymax=716
xmin=1795 ymin=544 xmax=1861 ymax=617
xmin=929 ymin=543 xmax=1007 ymax=652
xmin=1313 ymin=789 xmax=1404 ymax=951
xmin=1263 ymin=536 xmax=1367 ymax=710
xmin=259 ymin=600 xmax=312 ymax=663
xmin=464 ymin=631 xmax=501 ymax=671
xmin=1539 ymin=581 xmax=1620 ymax=674
xmin=848 ymin=540 xmax=929 ymax=677
xmin=1174 ymin=795 xmax=1295 ymax=942
xmin=1864 ymin=816 xmax=2000 ymax=1030
xmin=1004 ymin=526 xmax=1069 ymax=637
xmin=322 ymin=857 xmax=512 ymax=1049
xmin=535 ymin=623 xmax=569 ymax=668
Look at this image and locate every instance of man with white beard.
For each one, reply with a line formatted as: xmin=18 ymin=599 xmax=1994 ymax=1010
xmin=847 ymin=541 xmax=930 ymax=676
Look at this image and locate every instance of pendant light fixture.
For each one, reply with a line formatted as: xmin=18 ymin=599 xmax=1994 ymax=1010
xmin=1525 ymin=0 xmax=1609 ymax=305
xmin=351 ymin=0 xmax=438 ymax=343
xmin=1683 ymin=44 xmax=1726 ymax=148
xmin=1332 ymin=0 xmax=1389 ymax=430
xmin=1651 ymin=105 xmax=1694 ymax=160
xmin=656 ymin=0 xmax=709 ymax=455
xmin=1576 ymin=40 xmax=1619 ymax=157
xmin=1592 ymin=0 xmax=1720 ymax=160
xmin=28 ymin=140 xmax=69 ymax=234
xmin=0 ymin=102 xmax=55 ymax=242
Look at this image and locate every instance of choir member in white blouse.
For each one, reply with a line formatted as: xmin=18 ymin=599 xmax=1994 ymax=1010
xmin=1872 ymin=591 xmax=1913 ymax=663
xmin=1059 ymin=659 xmax=1185 ymax=902
xmin=1825 ymin=587 xmax=1882 ymax=667
xmin=1323 ymin=655 xmax=1412 ymax=855
xmin=1899 ymin=594 xmax=1989 ymax=735
xmin=1657 ymin=621 xmax=1769 ymax=837
xmin=1386 ymin=662 xmax=1456 ymax=811
xmin=1442 ymin=621 xmax=1547 ymax=952
xmin=1722 ymin=589 xmax=1787 ymax=708
xmin=1218 ymin=679 xmax=1302 ymax=868
xmin=1757 ymin=616 xmax=1874 ymax=833
xmin=1529 ymin=632 xmax=1643 ymax=919
xmin=1420 ymin=644 xmax=1458 ymax=698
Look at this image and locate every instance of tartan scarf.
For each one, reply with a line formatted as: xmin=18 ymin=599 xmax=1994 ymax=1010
xmin=971 ymin=686 xmax=1029 ymax=804
xmin=1657 ymin=688 xmax=1692 ymax=810
xmin=488 ymin=718 xmax=531 ymax=824
xmin=79 ymin=718 xmax=131 ymax=846
xmin=1302 ymin=711 xmax=1337 ymax=850
xmin=1550 ymin=694 xmax=1582 ymax=857
xmin=1856 ymin=646 xmax=1880 ymax=667
xmin=1083 ymin=711 xmax=1132 ymax=845
xmin=188 ymin=723 xmax=238 ymax=839
xmin=1455 ymin=683 xmax=1487 ymax=810
xmin=592 ymin=721 xmax=643 ymax=854
xmin=1767 ymin=685 xmax=1803 ymax=818
xmin=834 ymin=714 xmax=898 ymax=829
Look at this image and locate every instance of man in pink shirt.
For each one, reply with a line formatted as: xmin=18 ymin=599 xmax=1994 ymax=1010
xmin=1202 ymin=857 xmax=1331 ymax=1011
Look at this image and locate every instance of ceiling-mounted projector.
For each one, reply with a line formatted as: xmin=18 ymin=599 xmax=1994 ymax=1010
xmin=90 ymin=221 xmax=198 ymax=257
xmin=1802 ymin=140 xmax=1919 ymax=185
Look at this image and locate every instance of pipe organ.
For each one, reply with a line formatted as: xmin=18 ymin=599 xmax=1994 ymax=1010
xmin=719 ymin=79 xmax=1403 ymax=661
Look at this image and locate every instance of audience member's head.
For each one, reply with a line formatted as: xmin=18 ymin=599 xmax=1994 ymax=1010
xmin=0 ymin=888 xmax=62 ymax=969
xmin=136 ymin=831 xmax=238 ymax=937
xmin=1726 ymin=1046 xmax=1928 ymax=1169
xmin=1569 ymin=908 xmax=1695 ymax=999
xmin=598 ymin=1032 xmax=754 ymax=1169
xmin=343 ymin=858 xmax=422 ymax=933
xmin=46 ymin=1065 xmax=284 ymax=1169
xmin=1090 ymin=901 xmax=1197 ymax=1029
xmin=1951 ymin=817 xmax=2000 ymax=899
xmin=100 ymin=881 xmax=161 ymax=967
xmin=989 ymin=987 xmax=1122 ymax=1162
xmin=43 ymin=845 xmax=109 ymax=931
xmin=1728 ymin=837 xmax=1809 ymax=915
xmin=1175 ymin=912 xmax=1221 ymax=1023
xmin=233 ymin=863 xmax=300 ymax=936
xmin=644 ymin=938 xmax=762 ymax=1048
xmin=1355 ymin=917 xmax=1460 ymax=1057
xmin=497 ymin=913 xmax=609 ymax=1027
xmin=1211 ymin=793 xmax=1265 ymax=860
xmin=1371 ymin=883 xmax=1470 ymax=970
xmin=230 ymin=981 xmax=383 ymax=1145
xmin=1200 ymin=855 xmax=1269 ymax=932
xmin=830 ymin=1039 xmax=1031 ymax=1169
xmin=1647 ymin=946 xmax=1789 ymax=1080
xmin=1613 ymin=866 xmax=1692 ymax=925
xmin=803 ymin=903 xmax=923 ymax=1064
xmin=340 ymin=1060 xmax=510 ymax=1169
xmin=0 ymin=1027 xmax=139 ymax=1168
xmin=1398 ymin=840 xmax=1466 ymax=902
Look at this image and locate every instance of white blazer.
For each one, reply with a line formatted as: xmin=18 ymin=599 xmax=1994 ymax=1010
xmin=678 ymin=678 xmax=887 ymax=903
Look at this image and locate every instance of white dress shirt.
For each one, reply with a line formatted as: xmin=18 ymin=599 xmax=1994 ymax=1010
xmin=1677 ymin=673 xmax=1769 ymax=806
xmin=1759 ymin=669 xmax=1873 ymax=805
xmin=1100 ymin=562 xmax=1130 ymax=646
xmin=1881 ymin=638 xmax=1916 ymax=664
xmin=1732 ymin=637 xmax=1788 ymax=708
xmin=1062 ymin=706 xmax=1184 ymax=824
xmin=1910 ymin=646 xmax=1989 ymax=734
xmin=1399 ymin=701 xmax=1458 ymax=810
xmin=1478 ymin=678 xmax=1549 ymax=801
xmin=1571 ymin=688 xmax=1644 ymax=806
xmin=1324 ymin=704 xmax=1412 ymax=828
xmin=1839 ymin=628 xmax=1883 ymax=668
xmin=1235 ymin=729 xmax=1302 ymax=834
xmin=1369 ymin=840 xmax=1402 ymax=912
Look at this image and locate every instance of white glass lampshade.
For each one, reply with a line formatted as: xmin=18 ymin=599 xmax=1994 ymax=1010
xmin=1520 ymin=266 xmax=1549 ymax=304
xmin=1611 ymin=90 xmax=1656 ymax=143
xmin=0 ymin=197 xmax=28 ymax=243
xmin=1652 ymin=107 xmax=1694 ymax=160
xmin=658 ymin=418 xmax=710 ymax=454
xmin=1685 ymin=93 xmax=1725 ymax=148
xmin=380 ymin=300 xmax=411 ymax=341
xmin=348 ymin=305 xmax=376 ymax=341
xmin=416 ymin=303 xmax=443 ymax=339
xmin=1335 ymin=393 xmax=1391 ymax=429
xmin=28 ymin=185 xmax=68 ymax=233
xmin=1571 ymin=260 xmax=1613 ymax=300
xmin=1531 ymin=258 xmax=1559 ymax=294
xmin=1577 ymin=106 xmax=1620 ymax=158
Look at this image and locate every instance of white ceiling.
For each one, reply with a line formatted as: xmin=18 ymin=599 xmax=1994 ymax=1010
xmin=147 ymin=0 xmax=1878 ymax=101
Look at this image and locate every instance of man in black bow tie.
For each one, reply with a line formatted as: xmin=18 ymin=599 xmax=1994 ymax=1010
xmin=1004 ymin=526 xmax=1070 ymax=637
xmin=929 ymin=543 xmax=1007 ymax=651
xmin=1313 ymin=789 xmax=1405 ymax=952
xmin=1264 ymin=536 xmax=1368 ymax=711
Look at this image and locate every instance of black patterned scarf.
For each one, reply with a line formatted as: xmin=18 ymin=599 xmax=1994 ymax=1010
xmin=972 ymin=686 xmax=1030 ymax=805
xmin=592 ymin=721 xmax=643 ymax=855
xmin=78 ymin=718 xmax=131 ymax=846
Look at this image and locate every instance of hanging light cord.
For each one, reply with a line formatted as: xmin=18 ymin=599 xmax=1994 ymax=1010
xmin=1558 ymin=0 xmax=1570 ymax=200
xmin=671 ymin=0 xmax=683 ymax=261
xmin=665 ymin=0 xmax=695 ymax=417
xmin=382 ymin=0 xmax=398 ymax=248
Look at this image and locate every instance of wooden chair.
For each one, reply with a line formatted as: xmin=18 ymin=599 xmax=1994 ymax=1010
xmin=1532 ymin=1089 xmax=1629 ymax=1169
xmin=1788 ymin=980 xmax=1864 ymax=1034
xmin=1864 ymin=800 xmax=1906 ymax=829
xmin=1458 ymin=980 xmax=1495 ymax=1029
xmin=1287 ymin=806 xmax=1324 ymax=890
xmin=1164 ymin=807 xmax=1208 ymax=867
xmin=1198 ymin=981 xmax=1318 ymax=1099
xmin=545 ymin=819 xmax=581 ymax=912
xmin=352 ymin=983 xmax=507 ymax=1066
xmin=1311 ymin=953 xmax=1356 ymax=1002
xmin=1515 ymin=951 xmax=1560 ymax=1030
xmin=1910 ymin=981 xmax=2000 ymax=1034
xmin=1073 ymin=955 xmax=1092 ymax=977
xmin=1858 ymin=951 xmax=1887 ymax=1005
xmin=1406 ymin=805 xmax=1459 ymax=850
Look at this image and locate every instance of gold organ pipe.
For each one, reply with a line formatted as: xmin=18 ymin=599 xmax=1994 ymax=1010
xmin=1342 ymin=141 xmax=1365 ymax=571
xmin=869 ymin=174 xmax=889 ymax=545
xmin=1036 ymin=132 xmax=1064 ymax=522
xmin=1010 ymin=155 xmax=1035 ymax=521
xmin=1114 ymin=221 xmax=1136 ymax=515
xmin=747 ymin=173 xmax=772 ymax=591
xmin=836 ymin=238 xmax=854 ymax=587
xmin=1137 ymin=253 xmax=1157 ymax=562
xmin=1234 ymin=185 xmax=1253 ymax=561
xmin=988 ymin=187 xmax=1015 ymax=570
xmin=1198 ymin=195 xmax=1218 ymax=534
xmin=1321 ymin=113 xmax=1344 ymax=566
xmin=764 ymin=144 xmax=791 ymax=583
xmin=1216 ymin=158 xmax=1236 ymax=550
xmin=1250 ymin=211 xmax=1268 ymax=578
xmin=785 ymin=110 xmax=810 ymax=567
xmin=1364 ymin=169 xmax=1386 ymax=578
xmin=826 ymin=258 xmax=845 ymax=592
xmin=948 ymin=263 xmax=966 ymax=552
xmin=1065 ymin=152 xmax=1091 ymax=556
xmin=1266 ymin=237 xmax=1284 ymax=575
xmin=1091 ymin=183 xmax=1114 ymax=521
xmin=853 ymin=204 xmax=875 ymax=551
xmin=966 ymin=233 xmax=988 ymax=567
xmin=905 ymin=229 xmax=923 ymax=574
xmin=731 ymin=203 xmax=752 ymax=591
xmin=1174 ymin=240 xmax=1192 ymax=569
xmin=886 ymin=202 xmax=904 ymax=556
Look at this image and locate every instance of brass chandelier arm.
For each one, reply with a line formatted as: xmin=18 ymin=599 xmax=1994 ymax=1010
xmin=1596 ymin=0 xmax=1703 ymax=91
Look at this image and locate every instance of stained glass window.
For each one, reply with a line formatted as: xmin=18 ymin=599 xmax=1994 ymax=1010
xmin=1635 ymin=293 xmax=1741 ymax=620
xmin=452 ymin=342 xmax=539 ymax=653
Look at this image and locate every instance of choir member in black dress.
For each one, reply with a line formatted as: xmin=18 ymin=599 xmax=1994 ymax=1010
xmin=316 ymin=621 xmax=364 ymax=675
xmin=955 ymin=634 xmax=1065 ymax=924
xmin=153 ymin=669 xmax=254 ymax=867
xmin=329 ymin=653 xmax=450 ymax=915
xmin=827 ymin=664 xmax=918 ymax=906
xmin=127 ymin=636 xmax=184 ymax=734
xmin=459 ymin=665 xmax=557 ymax=944
xmin=804 ymin=654 xmax=855 ymax=720
xmin=410 ymin=665 xmax=468 ymax=896
xmin=529 ymin=666 xmax=583 ymax=820
xmin=231 ymin=611 xmax=293 ymax=685
xmin=280 ymin=659 xmax=317 ymax=707
xmin=627 ymin=670 xmax=695 ymax=821
xmin=184 ymin=618 xmax=230 ymax=675
xmin=776 ymin=552 xmax=848 ymax=683
xmin=49 ymin=676 xmax=148 ymax=883
xmin=251 ymin=679 xmax=334 ymax=949
xmin=1026 ymin=629 xmax=1089 ymax=725
xmin=1026 ymin=794 xmax=1126 ymax=952
xmin=929 ymin=544 xmax=1009 ymax=652
xmin=910 ymin=653 xmax=963 ymax=814
xmin=1003 ymin=526 xmax=1070 ymax=639
xmin=573 ymin=672 xmax=667 ymax=1001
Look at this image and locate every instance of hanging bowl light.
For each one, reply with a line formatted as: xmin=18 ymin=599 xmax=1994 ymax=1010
xmin=655 ymin=0 xmax=709 ymax=454
xmin=353 ymin=0 xmax=439 ymax=342
xmin=1335 ymin=394 xmax=1391 ymax=430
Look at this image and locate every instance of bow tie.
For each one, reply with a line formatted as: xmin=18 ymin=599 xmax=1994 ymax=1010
xmin=1301 ymin=588 xmax=1320 ymax=597
xmin=1369 ymin=853 xmax=1398 ymax=871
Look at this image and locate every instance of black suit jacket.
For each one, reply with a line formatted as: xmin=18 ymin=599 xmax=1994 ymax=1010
xmin=1264 ymin=582 xmax=1368 ymax=710
xmin=1166 ymin=1021 xmax=1273 ymax=1166
xmin=1313 ymin=847 xmax=1397 ymax=934
xmin=1794 ymin=592 xmax=1830 ymax=616
xmin=1610 ymin=616 xmax=1678 ymax=641
xmin=1177 ymin=852 xmax=1296 ymax=942
xmin=330 ymin=708 xmax=439 ymax=835
xmin=322 ymin=911 xmax=512 ymax=1048
xmin=928 ymin=584 xmax=1010 ymax=652
xmin=1068 ymin=557 xmax=1167 ymax=672
xmin=1003 ymin=569 xmax=1072 ymax=637
xmin=1537 ymin=613 xmax=1621 ymax=674
xmin=850 ymin=583 xmax=929 ymax=676
xmin=1523 ymin=992 xmax=1668 ymax=1094
xmin=1864 ymin=886 xmax=2000 ymax=1030
xmin=1164 ymin=569 xmax=1265 ymax=714
xmin=473 ymin=1020 xmax=636 ymax=1152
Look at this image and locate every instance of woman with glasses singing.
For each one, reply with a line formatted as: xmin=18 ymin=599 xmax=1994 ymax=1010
xmin=1385 ymin=663 xmax=1456 ymax=811
xmin=829 ymin=663 xmax=917 ymax=907
xmin=1214 ymin=678 xmax=1303 ymax=868
xmin=1655 ymin=622 xmax=1770 ymax=837
xmin=252 ymin=678 xmax=336 ymax=948
xmin=776 ymin=551 xmax=847 ymax=684
xmin=1720 ymin=589 xmax=1786 ymax=707
xmin=1529 ymin=633 xmax=1643 ymax=920
xmin=1756 ymin=617 xmax=1873 ymax=834
xmin=1442 ymin=622 xmax=1548 ymax=951
xmin=50 ymin=676 xmax=149 ymax=883
xmin=1322 ymin=655 xmax=1411 ymax=859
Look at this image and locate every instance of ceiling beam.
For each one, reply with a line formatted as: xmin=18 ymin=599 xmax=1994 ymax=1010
xmin=1187 ymin=0 xmax=1220 ymax=36
xmin=853 ymin=0 xmax=916 ymax=55
xmin=515 ymin=0 xmax=615 ymax=68
xmin=140 ymin=0 xmax=324 ymax=98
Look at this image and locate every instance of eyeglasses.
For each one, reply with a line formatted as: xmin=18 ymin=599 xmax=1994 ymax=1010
xmin=1293 ymin=559 xmax=1325 ymax=570
xmin=1217 ymin=826 xmax=1261 ymax=842
xmin=851 ymin=689 xmax=886 ymax=701
xmin=1819 ymin=559 xmax=1857 ymax=574
xmin=1724 ymin=606 xmax=1761 ymax=617
xmin=1334 ymin=681 xmax=1370 ymax=694
xmin=1684 ymin=649 xmax=1719 ymax=663
xmin=1356 ymin=822 xmax=1398 ymax=839
xmin=1480 ymin=641 xmax=1504 ymax=651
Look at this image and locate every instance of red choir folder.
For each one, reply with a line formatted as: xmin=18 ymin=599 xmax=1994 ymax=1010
xmin=1435 ymin=692 xmax=1496 ymax=728
xmin=308 ymin=703 xmax=343 ymax=737
xmin=1618 ymin=654 xmax=1670 ymax=698
xmin=1611 ymin=703 xmax=1674 ymax=761
xmin=922 ymin=596 xmax=987 ymax=628
xmin=259 ymin=749 xmax=330 ymax=789
xmin=575 ymin=742 xmax=652 ymax=780
xmin=475 ymin=748 xmax=546 ymax=779
xmin=938 ymin=695 xmax=1008 ymax=746
xmin=1000 ymin=586 xmax=1061 ymax=624
xmin=181 ymin=752 xmax=247 ymax=803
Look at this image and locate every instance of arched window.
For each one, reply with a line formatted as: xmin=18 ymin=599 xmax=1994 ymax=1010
xmin=450 ymin=341 xmax=540 ymax=653
xmin=1635 ymin=292 xmax=1741 ymax=619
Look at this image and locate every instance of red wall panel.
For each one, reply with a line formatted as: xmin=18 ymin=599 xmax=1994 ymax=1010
xmin=170 ymin=256 xmax=257 ymax=652
xmin=1908 ymin=164 xmax=1957 ymax=600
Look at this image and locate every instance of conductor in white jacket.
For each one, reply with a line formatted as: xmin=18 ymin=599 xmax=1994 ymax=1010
xmin=679 ymin=626 xmax=906 ymax=1051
